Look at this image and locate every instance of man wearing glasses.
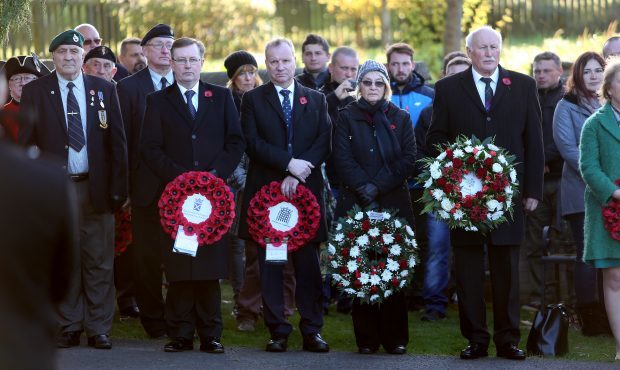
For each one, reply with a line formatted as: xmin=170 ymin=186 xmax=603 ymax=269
xmin=141 ymin=37 xmax=244 ymax=353
xmin=75 ymin=23 xmax=129 ymax=82
xmin=116 ymin=23 xmax=175 ymax=339
xmin=1 ymin=54 xmax=50 ymax=142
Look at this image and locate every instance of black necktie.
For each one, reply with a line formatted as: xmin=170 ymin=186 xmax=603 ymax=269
xmin=280 ymin=89 xmax=292 ymax=128
xmin=160 ymin=76 xmax=168 ymax=90
xmin=66 ymin=82 xmax=85 ymax=152
xmin=481 ymin=77 xmax=493 ymax=111
xmin=185 ymin=90 xmax=196 ymax=119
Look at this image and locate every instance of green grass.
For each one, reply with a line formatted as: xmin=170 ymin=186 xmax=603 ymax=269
xmin=111 ymin=282 xmax=616 ymax=361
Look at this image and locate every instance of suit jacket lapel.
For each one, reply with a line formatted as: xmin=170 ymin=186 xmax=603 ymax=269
xmin=490 ymin=66 xmax=509 ymax=111
xmin=264 ymin=82 xmax=287 ymax=127
xmin=194 ymin=82 xmax=211 ymax=133
xmin=46 ymin=73 xmax=68 ymax=134
xmin=139 ymin=67 xmax=156 ymax=95
xmin=459 ymin=67 xmax=486 ymax=113
xmin=83 ymin=75 xmax=98 ymax=138
xmin=292 ymin=81 xmax=307 ymax=127
xmin=166 ymin=83 xmax=194 ymax=129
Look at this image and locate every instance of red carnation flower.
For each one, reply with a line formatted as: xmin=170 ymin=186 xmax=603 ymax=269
xmin=466 ymin=156 xmax=476 ymax=165
xmin=476 ymin=168 xmax=487 ymax=178
xmin=445 ymin=149 xmax=454 ymax=159
xmin=362 ymin=219 xmax=371 ymax=231
xmin=484 ymin=158 xmax=494 ymax=168
xmin=453 ymin=158 xmax=463 ymax=169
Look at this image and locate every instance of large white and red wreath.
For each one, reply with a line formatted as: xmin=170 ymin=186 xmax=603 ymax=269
xmin=417 ymin=135 xmax=519 ymax=234
xmin=158 ymin=171 xmax=235 ymax=245
xmin=328 ymin=206 xmax=418 ymax=304
xmin=247 ymin=181 xmax=321 ymax=251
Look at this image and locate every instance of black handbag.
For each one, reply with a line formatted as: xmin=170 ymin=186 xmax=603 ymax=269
xmin=526 ymin=303 xmax=569 ymax=356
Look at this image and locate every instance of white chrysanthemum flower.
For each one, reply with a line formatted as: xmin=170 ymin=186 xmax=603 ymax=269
xmin=498 ymin=155 xmax=507 ymax=165
xmin=387 ymin=259 xmax=399 ymax=271
xmin=464 ymin=139 xmax=472 ymax=145
xmin=354 ymin=212 xmax=363 ymax=220
xmin=506 ymin=199 xmax=512 ymax=208
xmin=464 ymin=146 xmax=474 ymax=153
xmin=345 ymin=218 xmax=353 ymax=224
xmin=432 ymin=188 xmax=445 ymax=201
xmin=437 ymin=151 xmax=447 ymax=160
xmin=345 ymin=288 xmax=356 ymax=295
xmin=394 ymin=219 xmax=402 ymax=228
xmin=370 ymin=294 xmax=380 ymax=302
xmin=382 ymin=233 xmax=394 ymax=244
xmin=408 ymin=256 xmax=416 ymax=268
xmin=382 ymin=212 xmax=391 ymax=219
xmin=444 ymin=162 xmax=453 ymax=168
xmin=331 ymin=260 xmax=338 ymax=268
xmin=327 ymin=244 xmax=336 ymax=254
xmin=381 ymin=269 xmax=392 ymax=282
xmin=356 ymin=235 xmax=369 ymax=247
xmin=453 ymin=209 xmax=464 ymax=220
xmin=430 ymin=161 xmax=442 ymax=179
xmin=486 ymin=199 xmax=501 ymax=211
xmin=424 ymin=177 xmax=433 ymax=188
xmin=384 ymin=290 xmax=392 ymax=298
xmin=488 ymin=211 xmax=504 ymax=221
xmin=370 ymin=274 xmax=381 ymax=286
xmin=504 ymin=185 xmax=513 ymax=195
xmin=465 ymin=225 xmax=479 ymax=232
xmin=399 ymin=280 xmax=407 ymax=288
xmin=483 ymin=151 xmax=491 ymax=159
xmin=401 ymin=270 xmax=409 ymax=277
xmin=350 ymin=246 xmax=360 ymax=258
xmin=332 ymin=274 xmax=341 ymax=282
xmin=333 ymin=233 xmax=344 ymax=242
xmin=453 ymin=149 xmax=464 ymax=158
xmin=510 ymin=169 xmax=517 ymax=183
xmin=368 ymin=228 xmax=380 ymax=237
xmin=360 ymin=273 xmax=370 ymax=284
xmin=357 ymin=291 xmax=366 ymax=298
xmin=487 ymin=143 xmax=499 ymax=151
xmin=492 ymin=163 xmax=503 ymax=173
xmin=341 ymin=279 xmax=350 ymax=287
xmin=389 ymin=245 xmax=402 ymax=256
xmin=438 ymin=210 xmax=450 ymax=219
xmin=405 ymin=225 xmax=414 ymax=236
xmin=336 ymin=223 xmax=342 ymax=231
xmin=347 ymin=260 xmax=358 ymax=272
xmin=441 ymin=198 xmax=454 ymax=212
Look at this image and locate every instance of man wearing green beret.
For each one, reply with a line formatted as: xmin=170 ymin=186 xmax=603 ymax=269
xmin=19 ymin=29 xmax=128 ymax=350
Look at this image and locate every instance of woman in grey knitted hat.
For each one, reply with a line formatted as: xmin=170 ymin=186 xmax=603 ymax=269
xmin=332 ymin=60 xmax=417 ymax=354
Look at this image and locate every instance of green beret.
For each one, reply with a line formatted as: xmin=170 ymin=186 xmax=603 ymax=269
xmin=49 ymin=29 xmax=84 ymax=52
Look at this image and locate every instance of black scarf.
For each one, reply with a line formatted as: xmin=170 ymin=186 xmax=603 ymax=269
xmin=357 ymin=98 xmax=401 ymax=168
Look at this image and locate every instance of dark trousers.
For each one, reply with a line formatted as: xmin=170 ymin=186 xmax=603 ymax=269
xmin=256 ymin=241 xmax=323 ymax=338
xmin=165 ymin=280 xmax=222 ymax=342
xmin=132 ymin=204 xmax=166 ymax=335
xmin=566 ymin=212 xmax=602 ymax=307
xmin=351 ymin=292 xmax=408 ymax=351
xmin=114 ymin=246 xmax=136 ymax=310
xmin=454 ymin=243 xmax=520 ymax=348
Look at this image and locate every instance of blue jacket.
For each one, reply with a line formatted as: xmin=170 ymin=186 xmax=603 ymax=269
xmin=390 ymin=71 xmax=434 ymax=188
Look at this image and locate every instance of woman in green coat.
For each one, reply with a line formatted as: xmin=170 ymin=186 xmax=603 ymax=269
xmin=579 ymin=59 xmax=620 ymax=360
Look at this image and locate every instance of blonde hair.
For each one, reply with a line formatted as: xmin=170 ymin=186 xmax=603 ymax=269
xmin=601 ymin=57 xmax=620 ymax=102
xmin=227 ymin=64 xmax=263 ymax=91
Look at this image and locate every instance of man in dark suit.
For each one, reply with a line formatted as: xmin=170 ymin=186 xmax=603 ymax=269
xmin=19 ymin=29 xmax=128 ymax=350
xmin=116 ymin=23 xmax=175 ymax=338
xmin=0 ymin=132 xmax=77 ymax=370
xmin=239 ymin=37 xmax=331 ymax=353
xmin=426 ymin=26 xmax=544 ymax=361
xmin=141 ymin=37 xmax=244 ymax=353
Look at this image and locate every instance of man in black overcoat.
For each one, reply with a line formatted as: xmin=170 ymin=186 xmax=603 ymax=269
xmin=141 ymin=37 xmax=245 ymax=353
xmin=19 ymin=29 xmax=128 ymax=349
xmin=426 ymin=26 xmax=544 ymax=360
xmin=238 ymin=38 xmax=332 ymax=352
xmin=116 ymin=23 xmax=175 ymax=338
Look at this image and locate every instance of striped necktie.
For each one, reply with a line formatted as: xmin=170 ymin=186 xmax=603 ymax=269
xmin=66 ymin=82 xmax=85 ymax=151
xmin=480 ymin=77 xmax=493 ymax=111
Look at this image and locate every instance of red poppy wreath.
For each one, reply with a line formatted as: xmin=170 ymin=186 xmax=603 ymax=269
xmin=158 ymin=171 xmax=235 ymax=246
xmin=247 ymin=181 xmax=321 ymax=251
xmin=602 ymin=179 xmax=620 ymax=241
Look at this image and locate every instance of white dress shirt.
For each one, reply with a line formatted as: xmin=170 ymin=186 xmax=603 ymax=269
xmin=472 ymin=67 xmax=499 ymax=106
xmin=177 ymin=82 xmax=199 ymax=113
xmin=57 ymin=72 xmax=89 ymax=174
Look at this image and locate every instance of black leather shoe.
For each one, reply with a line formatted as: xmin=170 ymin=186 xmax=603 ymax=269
xmin=460 ymin=343 xmax=488 ymax=359
xmin=87 ymin=334 xmax=112 ymax=349
xmin=387 ymin=345 xmax=407 ymax=354
xmin=266 ymin=337 xmax=288 ymax=352
xmin=496 ymin=344 xmax=526 ymax=360
xmin=302 ymin=333 xmax=329 ymax=352
xmin=358 ymin=347 xmax=377 ymax=354
xmin=164 ymin=338 xmax=193 ymax=352
xmin=119 ymin=305 xmax=141 ymax=319
xmin=56 ymin=331 xmax=81 ymax=348
xmin=200 ymin=340 xmax=224 ymax=354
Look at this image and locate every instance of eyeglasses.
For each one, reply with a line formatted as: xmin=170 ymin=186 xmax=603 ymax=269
xmin=147 ymin=42 xmax=173 ymax=50
xmin=83 ymin=38 xmax=102 ymax=47
xmin=361 ymin=80 xmax=386 ymax=88
xmin=173 ymin=57 xmax=202 ymax=65
xmin=9 ymin=76 xmax=37 ymax=84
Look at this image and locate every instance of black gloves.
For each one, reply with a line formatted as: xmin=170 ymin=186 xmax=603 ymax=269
xmin=355 ymin=183 xmax=378 ymax=208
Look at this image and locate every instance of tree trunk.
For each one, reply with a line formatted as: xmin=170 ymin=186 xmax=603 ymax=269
xmin=381 ymin=0 xmax=392 ymax=47
xmin=443 ymin=0 xmax=463 ymax=56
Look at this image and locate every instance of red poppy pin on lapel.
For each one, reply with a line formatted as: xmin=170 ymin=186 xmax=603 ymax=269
xmin=390 ymin=124 xmax=397 ymax=130
xmin=502 ymin=77 xmax=512 ymax=86
xmin=204 ymin=90 xmax=213 ymax=98
xmin=300 ymin=96 xmax=307 ymax=105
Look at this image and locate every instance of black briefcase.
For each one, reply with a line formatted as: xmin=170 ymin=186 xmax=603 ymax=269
xmin=526 ymin=303 xmax=569 ymax=356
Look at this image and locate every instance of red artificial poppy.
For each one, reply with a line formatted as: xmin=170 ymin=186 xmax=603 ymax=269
xmin=204 ymin=90 xmax=213 ymax=98
xmin=299 ymin=96 xmax=308 ymax=105
xmin=502 ymin=77 xmax=512 ymax=86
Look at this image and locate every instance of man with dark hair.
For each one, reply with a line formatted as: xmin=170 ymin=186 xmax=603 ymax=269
xmin=427 ymin=26 xmax=543 ymax=361
xmin=295 ymin=33 xmax=330 ymax=90
xmin=116 ymin=23 xmax=175 ymax=339
xmin=141 ymin=37 xmax=244 ymax=354
xmin=603 ymin=36 xmax=620 ymax=59
xmin=119 ymin=37 xmax=147 ymax=74
xmin=520 ymin=51 xmax=566 ymax=309
xmin=239 ymin=37 xmax=331 ymax=353
xmin=19 ymin=29 xmax=128 ymax=350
